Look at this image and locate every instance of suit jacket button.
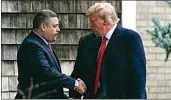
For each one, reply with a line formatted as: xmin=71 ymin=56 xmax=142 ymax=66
xmin=53 ymin=89 xmax=57 ymax=93
xmin=35 ymin=84 xmax=39 ymax=88
xmin=22 ymin=96 xmax=26 ymax=99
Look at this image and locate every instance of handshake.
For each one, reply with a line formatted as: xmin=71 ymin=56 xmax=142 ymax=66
xmin=74 ymin=78 xmax=87 ymax=94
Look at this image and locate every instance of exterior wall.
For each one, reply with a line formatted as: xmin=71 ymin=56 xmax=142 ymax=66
xmin=136 ymin=1 xmax=171 ymax=99
xmin=1 ymin=0 xmax=121 ymax=99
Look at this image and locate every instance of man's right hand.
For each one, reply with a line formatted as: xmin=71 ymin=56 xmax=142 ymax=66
xmin=74 ymin=78 xmax=87 ymax=94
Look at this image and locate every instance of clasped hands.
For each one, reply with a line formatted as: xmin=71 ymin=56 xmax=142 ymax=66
xmin=74 ymin=78 xmax=87 ymax=94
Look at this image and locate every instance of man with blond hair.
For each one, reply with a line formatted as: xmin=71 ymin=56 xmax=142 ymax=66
xmin=69 ymin=2 xmax=147 ymax=99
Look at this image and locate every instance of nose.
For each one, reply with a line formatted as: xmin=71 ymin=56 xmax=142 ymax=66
xmin=56 ymin=27 xmax=60 ymax=33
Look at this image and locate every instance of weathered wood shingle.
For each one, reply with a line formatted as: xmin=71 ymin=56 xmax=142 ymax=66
xmin=2 ymin=14 xmax=91 ymax=29
xmin=2 ymin=61 xmax=15 ymax=76
xmin=2 ymin=77 xmax=9 ymax=92
xmin=8 ymin=77 xmax=18 ymax=91
xmin=1 ymin=29 xmax=90 ymax=44
xmin=2 ymin=45 xmax=18 ymax=60
xmin=2 ymin=92 xmax=10 ymax=99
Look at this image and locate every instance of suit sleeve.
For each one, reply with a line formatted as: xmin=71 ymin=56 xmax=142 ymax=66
xmin=27 ymin=43 xmax=76 ymax=90
xmin=126 ymin=31 xmax=147 ymax=99
xmin=69 ymin=37 xmax=84 ymax=98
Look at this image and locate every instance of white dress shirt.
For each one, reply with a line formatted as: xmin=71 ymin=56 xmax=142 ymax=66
xmin=104 ymin=23 xmax=117 ymax=46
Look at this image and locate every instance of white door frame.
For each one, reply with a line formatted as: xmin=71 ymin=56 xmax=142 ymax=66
xmin=122 ymin=1 xmax=136 ymax=31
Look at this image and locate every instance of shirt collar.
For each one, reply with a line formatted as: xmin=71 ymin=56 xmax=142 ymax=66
xmin=33 ymin=30 xmax=49 ymax=45
xmin=105 ymin=23 xmax=117 ymax=40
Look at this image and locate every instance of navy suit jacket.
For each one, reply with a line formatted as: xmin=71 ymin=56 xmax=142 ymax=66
xmin=15 ymin=31 xmax=75 ymax=99
xmin=69 ymin=24 xmax=147 ymax=99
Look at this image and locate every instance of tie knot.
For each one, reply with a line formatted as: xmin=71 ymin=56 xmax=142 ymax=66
xmin=102 ymin=36 xmax=107 ymax=42
xmin=48 ymin=43 xmax=52 ymax=51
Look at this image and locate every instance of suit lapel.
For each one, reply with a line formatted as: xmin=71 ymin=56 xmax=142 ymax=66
xmin=94 ymin=36 xmax=102 ymax=56
xmin=103 ymin=24 xmax=122 ymax=61
xmin=51 ymin=49 xmax=62 ymax=72
xmin=46 ymin=47 xmax=62 ymax=72
xmin=31 ymin=32 xmax=62 ymax=72
xmin=92 ymin=35 xmax=102 ymax=72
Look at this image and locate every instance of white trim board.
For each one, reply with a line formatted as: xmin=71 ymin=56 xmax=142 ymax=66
xmin=122 ymin=1 xmax=136 ymax=31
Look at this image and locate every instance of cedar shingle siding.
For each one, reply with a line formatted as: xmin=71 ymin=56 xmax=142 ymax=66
xmin=1 ymin=0 xmax=122 ymax=99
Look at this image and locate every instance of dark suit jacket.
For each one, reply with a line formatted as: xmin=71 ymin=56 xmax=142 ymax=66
xmin=69 ymin=24 xmax=147 ymax=99
xmin=15 ymin=31 xmax=75 ymax=99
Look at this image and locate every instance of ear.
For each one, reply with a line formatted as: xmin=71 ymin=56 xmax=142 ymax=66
xmin=103 ymin=18 xmax=108 ymax=25
xmin=40 ymin=23 xmax=46 ymax=32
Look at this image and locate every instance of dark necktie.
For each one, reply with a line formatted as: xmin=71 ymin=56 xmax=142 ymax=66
xmin=93 ymin=36 xmax=107 ymax=96
xmin=48 ymin=43 xmax=53 ymax=51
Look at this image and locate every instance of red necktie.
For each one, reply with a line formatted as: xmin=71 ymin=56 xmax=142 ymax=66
xmin=93 ymin=36 xmax=107 ymax=95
